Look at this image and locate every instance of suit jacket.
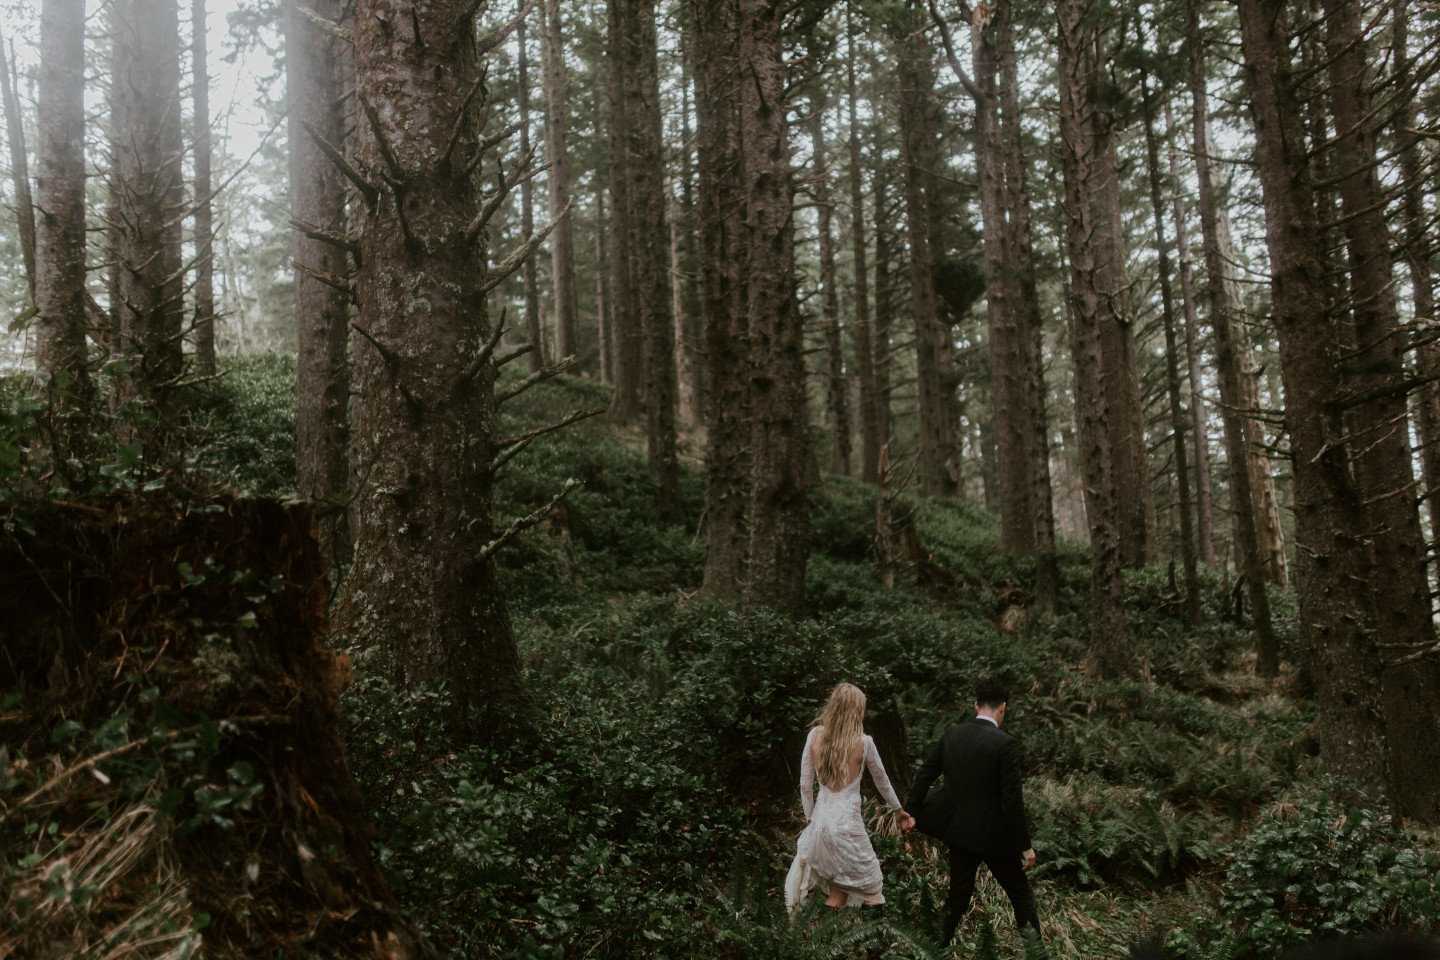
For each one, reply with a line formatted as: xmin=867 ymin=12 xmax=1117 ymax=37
xmin=905 ymin=718 xmax=1031 ymax=856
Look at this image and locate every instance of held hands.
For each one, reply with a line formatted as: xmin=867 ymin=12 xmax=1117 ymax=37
xmin=896 ymin=811 xmax=916 ymax=833
xmin=1021 ymin=848 xmax=1036 ymax=871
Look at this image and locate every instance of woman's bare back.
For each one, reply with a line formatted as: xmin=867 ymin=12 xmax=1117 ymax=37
xmin=811 ymin=725 xmax=865 ymax=791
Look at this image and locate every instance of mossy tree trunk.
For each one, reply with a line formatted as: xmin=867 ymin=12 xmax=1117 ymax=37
xmin=692 ymin=0 xmax=750 ymax=603
xmin=331 ymin=0 xmax=536 ymax=734
xmin=739 ymin=0 xmax=808 ymax=614
xmin=35 ymin=0 xmax=90 ymax=407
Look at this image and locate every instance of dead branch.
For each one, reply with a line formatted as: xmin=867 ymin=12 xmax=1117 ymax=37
xmin=493 ymin=355 xmax=577 ymax=406
xmin=459 ymin=307 xmax=509 ymax=382
xmin=474 ymin=477 xmax=583 ymax=566
xmin=477 ymin=196 xmax=574 ymax=296
xmin=490 ymin=407 xmax=607 ymax=473
xmin=476 ymin=0 xmax=540 ymax=58
xmin=303 ymin=120 xmax=379 ymax=208
xmin=292 ymin=259 xmax=355 ymax=296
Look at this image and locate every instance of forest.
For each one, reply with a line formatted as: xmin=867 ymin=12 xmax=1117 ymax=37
xmin=0 ymin=0 xmax=1439 ymax=956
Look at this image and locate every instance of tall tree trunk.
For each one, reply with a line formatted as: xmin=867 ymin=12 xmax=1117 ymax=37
xmin=332 ymin=0 xmax=540 ymax=735
xmin=622 ymin=0 xmax=681 ymax=522
xmin=998 ymin=6 xmax=1058 ymax=615
xmin=518 ymin=20 xmax=543 ymax=373
xmin=896 ymin=19 xmax=957 ymax=498
xmin=605 ymin=0 xmax=641 ymax=419
xmin=1322 ymin=0 xmax=1440 ymax=822
xmin=873 ymin=167 xmax=895 ymax=451
xmin=1095 ymin=127 xmax=1153 ymax=568
xmin=1165 ymin=100 xmax=1217 ymax=570
xmin=1237 ymin=0 xmax=1385 ymax=785
xmin=1058 ymin=0 xmax=1130 ymax=678
xmin=739 ymin=0 xmax=807 ymax=612
xmin=34 ymin=0 xmax=89 ymax=408
xmin=191 ymin=0 xmax=215 ymax=377
xmin=846 ymin=7 xmax=879 ymax=485
xmin=811 ymin=99 xmax=850 ymax=476
xmin=692 ymin=0 xmax=749 ymax=601
xmin=288 ymin=0 xmax=352 ymax=565
xmin=0 ymin=30 xmax=36 ymax=299
xmin=541 ymin=0 xmax=578 ymax=363
xmin=1396 ymin=0 xmax=1440 ymax=565
xmin=595 ymin=183 xmax=611 ymax=383
xmin=1139 ymin=56 xmax=1200 ymax=626
xmin=112 ymin=0 xmax=186 ymax=437
xmin=1188 ymin=0 xmax=1276 ymax=670
xmin=674 ymin=46 xmax=704 ymax=424
xmin=941 ymin=4 xmax=1031 ymax=550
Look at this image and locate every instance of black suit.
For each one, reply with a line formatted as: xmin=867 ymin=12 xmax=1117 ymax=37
xmin=906 ymin=717 xmax=1041 ymax=945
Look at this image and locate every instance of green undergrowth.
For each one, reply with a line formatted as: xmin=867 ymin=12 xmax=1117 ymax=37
xmin=339 ymin=374 xmax=1439 ymax=958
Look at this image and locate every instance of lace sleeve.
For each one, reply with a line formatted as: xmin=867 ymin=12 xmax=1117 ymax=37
xmin=799 ymin=727 xmax=817 ymax=820
xmin=864 ymin=735 xmax=903 ymax=810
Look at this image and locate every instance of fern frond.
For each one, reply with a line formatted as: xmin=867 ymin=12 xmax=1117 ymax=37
xmin=884 ymin=920 xmax=951 ymax=960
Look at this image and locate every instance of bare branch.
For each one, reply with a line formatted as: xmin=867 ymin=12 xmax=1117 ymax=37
xmin=303 ymin=120 xmax=379 ymax=208
xmin=292 ymin=259 xmax=355 ymax=296
xmin=360 ymin=94 xmax=406 ymax=182
xmin=289 ymin=217 xmax=360 ymax=257
xmin=439 ymin=66 xmax=490 ymax=171
xmin=462 ymin=121 xmax=523 ymax=179
xmin=476 ymin=0 xmax=539 ymax=57
xmin=477 ymin=196 xmax=575 ymax=296
xmin=459 ymin=307 xmax=509 ymax=382
xmin=474 ymin=478 xmax=583 ymax=566
xmin=298 ymin=5 xmax=354 ymax=43
xmin=493 ymin=343 xmax=534 ymax=367
xmin=350 ymin=321 xmax=401 ymax=367
xmin=494 ymin=355 xmax=577 ymax=405
xmin=491 ymin=407 xmax=607 ymax=472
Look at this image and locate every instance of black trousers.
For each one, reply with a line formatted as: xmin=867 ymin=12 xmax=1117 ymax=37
xmin=942 ymin=846 xmax=1042 ymax=946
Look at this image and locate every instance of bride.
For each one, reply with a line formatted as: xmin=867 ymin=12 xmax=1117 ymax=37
xmin=785 ymin=683 xmax=914 ymax=910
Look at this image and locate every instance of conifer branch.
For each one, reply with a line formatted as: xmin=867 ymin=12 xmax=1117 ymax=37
xmin=360 ymin=94 xmax=407 ymax=183
xmin=474 ymin=478 xmax=582 ymax=565
xmin=298 ymin=5 xmax=354 ymax=43
xmin=475 ymin=0 xmax=539 ymax=57
xmin=493 ymin=355 xmax=577 ymax=405
xmin=303 ymin=120 xmax=380 ymax=208
xmin=491 ymin=408 xmax=607 ymax=472
xmin=439 ymin=67 xmax=490 ymax=171
xmin=476 ymin=196 xmax=574 ymax=295
xmin=292 ymin=259 xmax=355 ymax=296
xmin=459 ymin=308 xmax=509 ymax=382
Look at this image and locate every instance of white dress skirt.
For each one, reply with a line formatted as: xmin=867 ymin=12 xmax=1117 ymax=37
xmin=784 ymin=729 xmax=904 ymax=909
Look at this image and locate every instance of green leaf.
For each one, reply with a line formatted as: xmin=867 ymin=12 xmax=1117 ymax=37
xmin=50 ymin=720 xmax=85 ymax=744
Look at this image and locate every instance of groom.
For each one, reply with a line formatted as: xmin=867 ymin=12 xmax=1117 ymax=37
xmin=905 ymin=678 xmax=1043 ymax=948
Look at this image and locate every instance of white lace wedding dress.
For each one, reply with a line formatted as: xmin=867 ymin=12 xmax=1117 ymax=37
xmin=784 ymin=727 xmax=904 ymax=909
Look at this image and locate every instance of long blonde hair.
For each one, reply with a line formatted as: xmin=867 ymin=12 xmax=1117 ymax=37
xmin=813 ymin=683 xmax=866 ymax=788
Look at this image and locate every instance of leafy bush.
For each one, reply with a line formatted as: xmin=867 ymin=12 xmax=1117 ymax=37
xmin=1169 ymin=793 xmax=1440 ymax=957
xmin=188 ymin=352 xmax=298 ymax=496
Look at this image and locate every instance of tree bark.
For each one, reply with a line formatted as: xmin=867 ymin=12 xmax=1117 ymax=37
xmin=622 ymin=0 xmax=681 ymax=522
xmin=518 ymin=20 xmax=543 ymax=373
xmin=692 ymin=0 xmax=750 ymax=602
xmin=1057 ymin=0 xmax=1130 ymax=678
xmin=951 ymin=4 xmax=1031 ymax=552
xmin=811 ymin=98 xmax=850 ymax=477
xmin=1139 ymin=55 xmax=1200 ymax=627
xmin=1396 ymin=1 xmax=1440 ymax=567
xmin=605 ymin=0 xmax=641 ymax=419
xmin=541 ymin=0 xmax=578 ymax=364
xmin=1237 ymin=0 xmax=1385 ymax=784
xmin=191 ymin=0 xmax=216 ymax=377
xmin=846 ymin=7 xmax=879 ymax=485
xmin=1095 ymin=128 xmax=1153 ymax=568
xmin=1322 ymin=0 xmax=1440 ymax=822
xmin=674 ymin=46 xmax=704 ymax=425
xmin=112 ymin=0 xmax=186 ymax=438
xmin=331 ymin=0 xmax=538 ymax=734
xmin=0 ymin=30 xmax=36 ymax=299
xmin=998 ymin=6 xmax=1058 ymax=615
xmin=287 ymin=0 xmax=352 ymax=565
xmin=34 ymin=0 xmax=90 ymax=406
xmin=595 ymin=183 xmax=612 ymax=383
xmin=739 ymin=0 xmax=808 ymax=612
xmin=1165 ymin=101 xmax=1217 ymax=570
xmin=896 ymin=20 xmax=958 ymax=498
xmin=873 ymin=167 xmax=895 ymax=452
xmin=1189 ymin=4 xmax=1276 ymax=672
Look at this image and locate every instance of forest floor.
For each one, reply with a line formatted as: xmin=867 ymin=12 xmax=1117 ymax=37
xmin=3 ymin=357 xmax=1437 ymax=959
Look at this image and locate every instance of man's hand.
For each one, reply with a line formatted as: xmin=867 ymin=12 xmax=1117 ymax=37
xmin=1021 ymin=848 xmax=1036 ymax=871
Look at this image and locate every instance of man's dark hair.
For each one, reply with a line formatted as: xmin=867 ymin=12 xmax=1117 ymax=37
xmin=975 ymin=678 xmax=1008 ymax=709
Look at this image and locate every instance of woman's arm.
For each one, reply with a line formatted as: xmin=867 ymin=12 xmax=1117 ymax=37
xmin=799 ymin=727 xmax=817 ymax=820
xmin=863 ymin=736 xmax=904 ymax=810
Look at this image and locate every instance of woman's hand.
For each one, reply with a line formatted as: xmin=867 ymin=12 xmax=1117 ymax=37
xmin=896 ymin=811 xmax=916 ymax=833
